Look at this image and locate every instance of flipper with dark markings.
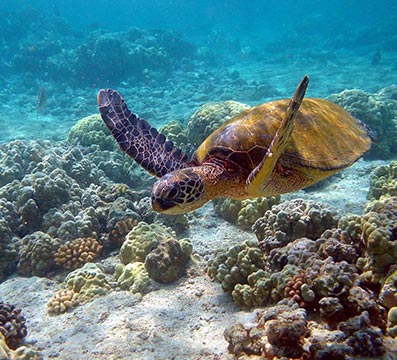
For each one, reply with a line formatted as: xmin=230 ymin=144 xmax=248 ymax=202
xmin=97 ymin=89 xmax=189 ymax=178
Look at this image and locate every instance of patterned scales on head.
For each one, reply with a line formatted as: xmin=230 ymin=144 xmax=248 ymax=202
xmin=97 ymin=75 xmax=371 ymax=215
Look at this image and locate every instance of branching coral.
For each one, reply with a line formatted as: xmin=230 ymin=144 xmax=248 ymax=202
xmin=54 ymin=237 xmax=103 ymax=270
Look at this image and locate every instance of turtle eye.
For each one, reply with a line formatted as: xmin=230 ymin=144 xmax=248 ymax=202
xmin=166 ymin=186 xmax=179 ymax=199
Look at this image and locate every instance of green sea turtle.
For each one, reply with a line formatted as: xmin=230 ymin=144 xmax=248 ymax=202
xmin=97 ymin=75 xmax=371 ymax=214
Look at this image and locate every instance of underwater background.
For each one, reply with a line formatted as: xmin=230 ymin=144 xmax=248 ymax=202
xmin=1 ymin=1 xmax=397 ymax=359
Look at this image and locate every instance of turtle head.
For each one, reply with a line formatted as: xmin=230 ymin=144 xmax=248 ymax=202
xmin=151 ymin=168 xmax=206 ymax=214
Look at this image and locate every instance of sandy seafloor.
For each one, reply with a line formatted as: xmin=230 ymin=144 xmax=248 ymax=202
xmin=1 ymin=158 xmax=397 ymax=360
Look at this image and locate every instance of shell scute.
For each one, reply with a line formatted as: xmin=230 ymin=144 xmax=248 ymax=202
xmin=194 ymin=98 xmax=371 ymax=173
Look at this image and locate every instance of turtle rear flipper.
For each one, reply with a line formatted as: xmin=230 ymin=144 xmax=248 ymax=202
xmin=246 ymin=75 xmax=309 ymax=196
xmin=98 ymin=89 xmax=189 ymax=178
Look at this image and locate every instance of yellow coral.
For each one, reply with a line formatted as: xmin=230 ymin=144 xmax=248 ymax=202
xmin=47 ymin=289 xmax=79 ymax=315
xmin=55 ymin=237 xmax=102 ymax=270
xmin=65 ymin=263 xmax=111 ymax=303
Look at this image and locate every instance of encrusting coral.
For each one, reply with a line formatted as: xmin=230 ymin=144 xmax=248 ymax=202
xmin=145 ymin=238 xmax=192 ymax=283
xmin=0 ymin=333 xmax=43 ymax=360
xmin=54 ymin=237 xmax=103 ymax=270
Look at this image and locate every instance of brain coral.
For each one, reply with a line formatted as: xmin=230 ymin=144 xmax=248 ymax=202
xmin=187 ymin=100 xmax=250 ymax=146
xmin=54 ymin=237 xmax=103 ymax=270
xmin=253 ymin=199 xmax=339 ymax=253
xmin=328 ymin=88 xmax=397 ymax=159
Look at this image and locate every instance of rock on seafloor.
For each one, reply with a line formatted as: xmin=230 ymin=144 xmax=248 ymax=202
xmin=0 ymin=275 xmax=253 ymax=359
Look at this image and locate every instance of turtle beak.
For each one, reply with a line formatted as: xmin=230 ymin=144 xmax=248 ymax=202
xmin=152 ymin=197 xmax=174 ymax=213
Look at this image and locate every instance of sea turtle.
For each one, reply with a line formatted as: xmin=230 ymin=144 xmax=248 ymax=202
xmin=97 ymin=75 xmax=371 ymax=215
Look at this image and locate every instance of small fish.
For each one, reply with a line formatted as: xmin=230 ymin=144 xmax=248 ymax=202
xmin=36 ymin=86 xmax=47 ymax=120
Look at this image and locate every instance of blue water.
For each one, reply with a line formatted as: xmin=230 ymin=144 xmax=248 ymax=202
xmin=1 ymin=0 xmax=397 ymax=142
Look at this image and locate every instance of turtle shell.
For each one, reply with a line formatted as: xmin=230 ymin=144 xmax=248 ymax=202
xmin=193 ymin=98 xmax=371 ymax=175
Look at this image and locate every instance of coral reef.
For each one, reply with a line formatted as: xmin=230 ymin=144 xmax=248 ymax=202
xmin=145 ymin=238 xmax=192 ymax=283
xmin=67 ymin=114 xmax=116 ymax=151
xmin=54 ymin=237 xmax=103 ymax=270
xmin=119 ymin=222 xmax=173 ymax=264
xmin=64 ymin=263 xmax=111 ymax=303
xmin=340 ymin=196 xmax=397 ymax=284
xmin=328 ymin=88 xmax=397 ymax=159
xmin=114 ymin=262 xmax=149 ymax=294
xmin=12 ymin=25 xmax=195 ymax=85
xmin=17 ymin=232 xmax=61 ymax=276
xmin=187 ymin=100 xmax=250 ymax=146
xmin=225 ymin=303 xmax=386 ymax=359
xmin=46 ymin=289 xmax=79 ymax=315
xmin=120 ymin=222 xmax=192 ymax=284
xmin=368 ymin=161 xmax=397 ymax=200
xmin=213 ymin=196 xmax=280 ymax=229
xmin=0 ymin=333 xmax=43 ymax=360
xmin=0 ymin=302 xmax=27 ymax=350
xmin=253 ymin=198 xmax=339 ymax=253
xmin=208 ymin=239 xmax=265 ymax=293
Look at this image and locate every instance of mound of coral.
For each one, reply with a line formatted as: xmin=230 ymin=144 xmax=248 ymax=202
xmin=209 ymin=196 xmax=397 ymax=359
xmin=213 ymin=196 xmax=280 ymax=229
xmin=368 ymin=161 xmax=397 ymax=200
xmin=328 ymin=86 xmax=397 ymax=159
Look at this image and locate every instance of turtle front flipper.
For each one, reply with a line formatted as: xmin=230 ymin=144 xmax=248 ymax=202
xmin=246 ymin=75 xmax=309 ymax=196
xmin=97 ymin=89 xmax=189 ymax=178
